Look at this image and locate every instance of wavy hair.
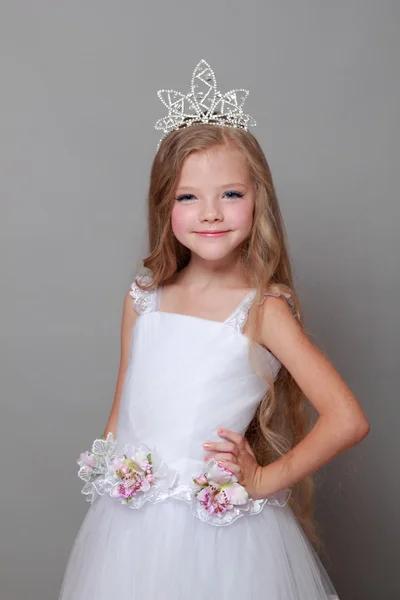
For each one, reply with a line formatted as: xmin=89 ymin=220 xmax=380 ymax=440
xmin=137 ymin=123 xmax=322 ymax=549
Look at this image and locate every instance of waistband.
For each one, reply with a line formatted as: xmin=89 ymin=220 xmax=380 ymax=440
xmin=77 ymin=432 xmax=291 ymax=527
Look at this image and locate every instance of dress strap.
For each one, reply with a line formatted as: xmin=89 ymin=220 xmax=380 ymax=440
xmin=264 ymin=290 xmax=296 ymax=316
xmin=224 ymin=289 xmax=257 ymax=334
xmin=224 ymin=288 xmax=296 ymax=334
xmin=129 ymin=274 xmax=158 ymax=315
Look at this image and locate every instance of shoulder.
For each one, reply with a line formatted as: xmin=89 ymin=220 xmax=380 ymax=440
xmin=262 ymin=288 xmax=297 ymax=318
xmin=257 ymin=286 xmax=304 ymax=361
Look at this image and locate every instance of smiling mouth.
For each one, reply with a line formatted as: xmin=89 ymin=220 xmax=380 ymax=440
xmin=195 ymin=230 xmax=231 ymax=235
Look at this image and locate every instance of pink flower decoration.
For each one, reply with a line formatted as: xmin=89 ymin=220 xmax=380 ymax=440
xmin=193 ymin=459 xmax=249 ymax=516
xmin=77 ymin=433 xmax=178 ymax=507
xmin=107 ymin=449 xmax=154 ymax=504
xmin=196 ymin=485 xmax=233 ymax=514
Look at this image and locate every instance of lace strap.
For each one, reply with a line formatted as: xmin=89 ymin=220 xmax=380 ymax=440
xmin=224 ymin=289 xmax=257 ymax=334
xmin=129 ymin=274 xmax=158 ymax=315
xmin=225 ymin=288 xmax=296 ymax=334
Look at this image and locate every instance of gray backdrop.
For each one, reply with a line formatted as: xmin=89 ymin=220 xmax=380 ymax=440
xmin=1 ymin=2 xmax=399 ymax=599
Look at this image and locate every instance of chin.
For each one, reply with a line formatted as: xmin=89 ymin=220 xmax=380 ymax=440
xmin=190 ymin=248 xmax=238 ymax=262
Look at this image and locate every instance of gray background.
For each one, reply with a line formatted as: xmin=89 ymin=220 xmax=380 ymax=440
xmin=1 ymin=2 xmax=399 ymax=599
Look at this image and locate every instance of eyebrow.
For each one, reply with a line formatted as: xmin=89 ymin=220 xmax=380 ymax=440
xmin=176 ymin=182 xmax=249 ymax=191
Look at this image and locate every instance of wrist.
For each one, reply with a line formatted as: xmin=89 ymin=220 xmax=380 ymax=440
xmin=250 ymin=465 xmax=271 ymax=500
xmin=251 ymin=461 xmax=289 ymax=501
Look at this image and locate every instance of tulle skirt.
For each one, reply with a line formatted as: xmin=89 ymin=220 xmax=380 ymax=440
xmin=58 ymin=493 xmax=339 ymax=599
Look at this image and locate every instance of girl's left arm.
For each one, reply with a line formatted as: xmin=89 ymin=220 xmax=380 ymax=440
xmin=250 ymin=294 xmax=370 ymax=499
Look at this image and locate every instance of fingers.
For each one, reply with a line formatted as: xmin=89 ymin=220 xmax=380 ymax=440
xmin=203 ymin=429 xmax=244 ymax=452
xmin=217 ymin=428 xmax=245 ymax=448
xmin=202 ymin=429 xmax=257 ymax=487
xmin=217 ymin=460 xmax=241 ymax=478
xmin=206 ymin=452 xmax=237 ymax=463
xmin=203 ymin=440 xmax=237 ymax=455
xmin=203 ymin=429 xmax=252 ymax=479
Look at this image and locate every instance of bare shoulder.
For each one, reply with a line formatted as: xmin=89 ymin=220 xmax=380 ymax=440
xmin=257 ymin=293 xmax=305 ymax=367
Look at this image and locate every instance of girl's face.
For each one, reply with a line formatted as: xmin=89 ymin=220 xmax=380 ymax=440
xmin=171 ymin=145 xmax=255 ymax=265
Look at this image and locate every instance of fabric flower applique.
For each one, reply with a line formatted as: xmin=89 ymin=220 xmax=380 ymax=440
xmin=77 ymin=433 xmax=178 ymax=507
xmin=77 ymin=432 xmax=117 ymax=501
xmin=106 ymin=446 xmax=156 ymax=503
xmin=193 ymin=459 xmax=250 ymax=515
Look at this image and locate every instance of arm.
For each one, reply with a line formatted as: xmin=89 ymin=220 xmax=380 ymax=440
xmin=102 ymin=290 xmax=138 ymax=438
xmin=251 ymin=294 xmax=370 ymax=499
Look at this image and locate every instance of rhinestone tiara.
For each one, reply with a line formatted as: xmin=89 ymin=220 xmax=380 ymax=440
xmin=154 ymin=59 xmax=257 ymax=150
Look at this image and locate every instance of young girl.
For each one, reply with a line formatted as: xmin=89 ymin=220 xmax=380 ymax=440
xmin=58 ymin=59 xmax=369 ymax=599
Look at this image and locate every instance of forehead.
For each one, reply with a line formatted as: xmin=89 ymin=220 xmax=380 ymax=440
xmin=177 ymin=146 xmax=250 ymax=186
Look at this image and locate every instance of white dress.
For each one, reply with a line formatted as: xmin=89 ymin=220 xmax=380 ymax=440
xmin=58 ymin=274 xmax=340 ymax=599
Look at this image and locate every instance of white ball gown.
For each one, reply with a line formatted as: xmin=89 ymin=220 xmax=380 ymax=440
xmin=58 ymin=273 xmax=340 ymax=599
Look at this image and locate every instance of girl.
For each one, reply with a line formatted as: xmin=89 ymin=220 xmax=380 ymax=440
xmin=58 ymin=59 xmax=369 ymax=599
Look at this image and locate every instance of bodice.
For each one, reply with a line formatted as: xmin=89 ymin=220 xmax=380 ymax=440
xmin=116 ymin=274 xmax=294 ymax=480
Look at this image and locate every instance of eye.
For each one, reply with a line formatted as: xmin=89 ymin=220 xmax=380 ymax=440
xmin=224 ymin=191 xmax=244 ymax=199
xmin=175 ymin=194 xmax=195 ymax=202
xmin=175 ymin=191 xmax=244 ymax=202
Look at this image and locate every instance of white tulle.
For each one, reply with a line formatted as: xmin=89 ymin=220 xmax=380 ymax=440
xmin=58 ymin=274 xmax=340 ymax=599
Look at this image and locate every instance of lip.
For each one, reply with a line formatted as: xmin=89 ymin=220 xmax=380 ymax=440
xmin=194 ymin=230 xmax=230 ymax=237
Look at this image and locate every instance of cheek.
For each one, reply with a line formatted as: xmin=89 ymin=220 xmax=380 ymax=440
xmin=228 ymin=200 xmax=254 ymax=230
xmin=171 ymin=205 xmax=192 ymax=235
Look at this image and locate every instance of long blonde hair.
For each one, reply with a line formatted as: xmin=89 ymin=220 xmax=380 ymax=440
xmin=137 ymin=123 xmax=322 ymax=548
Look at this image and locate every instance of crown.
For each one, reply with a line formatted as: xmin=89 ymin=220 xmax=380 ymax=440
xmin=154 ymin=59 xmax=257 ymax=149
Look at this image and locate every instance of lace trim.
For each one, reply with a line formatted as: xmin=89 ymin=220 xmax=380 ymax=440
xmin=224 ymin=290 xmax=257 ymax=334
xmin=78 ymin=434 xmax=291 ymax=527
xmin=165 ymin=483 xmax=290 ymax=527
xmin=224 ymin=288 xmax=296 ymax=334
xmin=129 ymin=274 xmax=157 ymax=315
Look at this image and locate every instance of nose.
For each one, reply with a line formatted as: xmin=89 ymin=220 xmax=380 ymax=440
xmin=199 ymin=198 xmax=223 ymax=223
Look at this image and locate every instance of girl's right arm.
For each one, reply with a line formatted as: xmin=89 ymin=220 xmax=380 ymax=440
xmin=102 ymin=290 xmax=138 ymax=438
